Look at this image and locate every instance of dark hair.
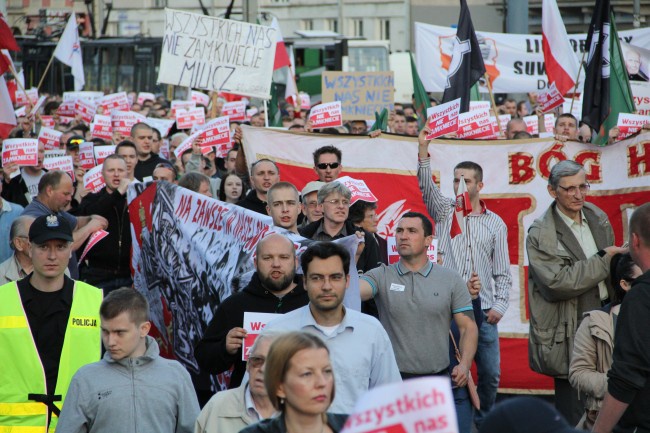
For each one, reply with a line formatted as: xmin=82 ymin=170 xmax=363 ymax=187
xmin=405 ymin=116 xmax=418 ymax=124
xmin=400 ymin=211 xmax=433 ymax=237
xmin=91 ymin=137 xmax=107 ymax=146
xmin=513 ymin=131 xmax=533 ymax=139
xmin=610 ymin=253 xmax=638 ymax=305
xmin=37 ymin=170 xmax=67 ymax=194
xmin=313 ymin=145 xmax=342 ymax=166
xmin=100 ymin=287 xmax=150 ymax=324
xmin=454 ymin=161 xmax=484 ymax=182
xmin=301 ymin=241 xmax=351 ymax=276
xmin=115 ymin=140 xmax=137 ymax=154
xmin=71 ymin=124 xmax=89 ymax=135
xmin=218 ymin=172 xmax=246 ymax=201
xmin=348 ymin=200 xmax=378 ymax=225
xmin=555 ymin=113 xmax=578 ymax=128
xmin=151 ymin=128 xmax=162 ymax=140
xmin=66 ymin=135 xmax=85 ymax=148
xmin=178 ymin=171 xmax=210 ymax=193
xmin=43 ymin=101 xmax=60 ymax=115
xmin=251 ymin=158 xmax=280 ymax=174
xmin=630 ymin=202 xmax=650 ymax=249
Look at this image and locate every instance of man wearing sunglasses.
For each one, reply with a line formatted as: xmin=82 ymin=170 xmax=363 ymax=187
xmin=313 ymin=146 xmax=343 ymax=183
xmin=527 ymin=160 xmax=627 ymax=425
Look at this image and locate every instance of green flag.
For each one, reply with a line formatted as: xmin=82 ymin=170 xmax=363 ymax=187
xmin=268 ymin=82 xmax=283 ymax=127
xmin=370 ymin=108 xmax=388 ymax=132
xmin=410 ymin=52 xmax=430 ymax=129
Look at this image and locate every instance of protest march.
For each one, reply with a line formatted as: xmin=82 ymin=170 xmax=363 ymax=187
xmin=1 ymin=0 xmax=650 ymax=433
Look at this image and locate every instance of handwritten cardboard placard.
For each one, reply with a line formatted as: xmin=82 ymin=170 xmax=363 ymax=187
xmin=91 ymin=114 xmax=113 ymax=140
xmin=79 ymin=141 xmax=96 ymax=169
xmin=242 ymin=312 xmax=281 ymax=360
xmin=94 ymin=145 xmax=116 ymax=165
xmin=322 ymin=71 xmax=394 ymax=121
xmin=309 ymin=101 xmax=343 ymax=129
xmin=176 ymin=107 xmax=206 ymax=130
xmin=2 ymin=138 xmax=39 ymax=167
xmin=158 ymin=9 xmax=278 ymax=99
xmin=336 ymin=175 xmax=377 ymax=205
xmin=425 ymin=98 xmax=461 ymax=139
xmin=617 ymin=113 xmax=650 ymax=140
xmin=222 ymin=101 xmax=247 ymax=122
xmin=83 ymin=165 xmax=106 ymax=193
xmin=99 ymin=92 xmax=130 ymax=113
xmin=38 ymin=127 xmax=63 ymax=151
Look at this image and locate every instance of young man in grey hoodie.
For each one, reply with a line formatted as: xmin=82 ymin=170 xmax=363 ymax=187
xmin=57 ymin=287 xmax=200 ymax=433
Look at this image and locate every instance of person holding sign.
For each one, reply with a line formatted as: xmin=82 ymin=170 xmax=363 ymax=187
xmin=195 ymin=234 xmax=309 ymax=394
xmin=265 ymin=242 xmax=401 ymax=414
xmin=239 ymin=332 xmax=348 ymax=433
xmin=2 ymin=141 xmax=46 ymax=207
xmin=417 ymin=127 xmax=511 ymax=429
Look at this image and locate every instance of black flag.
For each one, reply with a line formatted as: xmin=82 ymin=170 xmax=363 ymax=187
xmin=441 ymin=0 xmax=486 ymax=113
xmin=581 ymin=0 xmax=610 ymax=134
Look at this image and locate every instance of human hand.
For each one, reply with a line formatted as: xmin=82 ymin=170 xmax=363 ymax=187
xmin=486 ymin=309 xmax=503 ymax=325
xmin=467 ymin=272 xmax=481 ymax=299
xmin=451 ymin=364 xmax=469 ymax=387
xmin=226 ymin=327 xmax=247 ymax=355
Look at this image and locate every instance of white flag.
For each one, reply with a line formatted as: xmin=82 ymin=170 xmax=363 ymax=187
xmin=53 ymin=15 xmax=85 ymax=91
xmin=0 ymin=76 xmax=17 ymax=137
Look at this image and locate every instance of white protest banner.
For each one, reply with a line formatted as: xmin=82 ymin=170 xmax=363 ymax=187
xmin=43 ymin=155 xmax=74 ymax=178
xmin=537 ymin=82 xmax=564 ymax=113
xmin=78 ymin=229 xmax=109 ymax=264
xmin=191 ymin=90 xmax=210 ymax=107
xmin=170 ymin=100 xmax=196 ymax=116
xmin=176 ymin=107 xmax=205 ymax=130
xmin=309 ymin=101 xmax=343 ymax=129
xmin=94 ymin=145 xmax=116 ymax=165
xmin=57 ymin=100 xmax=76 ymax=117
xmin=425 ymin=98 xmax=461 ymax=139
xmin=111 ymin=110 xmax=146 ymax=136
xmin=37 ymin=127 xmax=63 ymax=151
xmin=64 ymin=91 xmax=104 ymax=103
xmin=414 ymin=21 xmax=650 ymax=93
xmin=2 ymin=139 xmax=39 ymax=167
xmin=31 ymin=96 xmax=47 ymax=116
xmin=337 ymin=175 xmax=378 ymax=205
xmin=457 ymin=109 xmax=494 ymax=139
xmin=340 ymin=377 xmax=458 ymax=433
xmin=158 ymin=9 xmax=278 ymax=99
xmin=75 ymin=98 xmax=96 ymax=124
xmin=79 ymin=141 xmax=95 ymax=169
xmin=522 ymin=115 xmax=539 ymax=135
xmin=544 ymin=114 xmax=556 ymax=134
xmin=222 ymin=101 xmax=247 ymax=122
xmin=242 ymin=312 xmax=281 ymax=361
xmin=137 ymin=92 xmax=156 ymax=105
xmin=387 ymin=237 xmax=437 ymax=264
xmin=200 ymin=116 xmax=231 ymax=153
xmin=40 ymin=116 xmax=55 ymax=128
xmin=91 ymin=114 xmax=113 ymax=140
xmin=617 ymin=113 xmax=650 ymax=140
xmin=144 ymin=117 xmax=175 ymax=138
xmin=174 ymin=130 xmax=201 ymax=159
xmin=84 ymin=165 xmax=105 ymax=193
xmin=99 ymin=92 xmax=130 ymax=113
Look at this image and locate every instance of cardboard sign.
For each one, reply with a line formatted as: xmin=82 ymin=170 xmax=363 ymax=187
xmin=339 ymin=377 xmax=458 ymax=433
xmin=79 ymin=141 xmax=96 ymax=170
xmin=38 ymin=126 xmax=63 ymax=150
xmin=336 ymin=176 xmax=378 ymax=205
xmin=75 ymin=98 xmax=96 ymax=124
xmin=83 ymin=165 xmax=106 ymax=193
xmin=544 ymin=114 xmax=556 ymax=134
xmin=309 ymin=101 xmax=343 ymax=129
xmin=222 ymin=101 xmax=247 ymax=122
xmin=111 ymin=110 xmax=146 ymax=136
xmin=99 ymin=92 xmax=130 ymax=113
xmin=456 ymin=109 xmax=494 ymax=139
xmin=386 ymin=237 xmax=438 ymax=265
xmin=2 ymin=138 xmax=39 ymax=167
xmin=157 ymin=9 xmax=278 ymax=99
xmin=43 ymin=155 xmax=74 ymax=178
xmin=242 ymin=312 xmax=281 ymax=361
xmin=322 ymin=71 xmax=394 ymax=120
xmin=191 ymin=90 xmax=210 ymax=107
xmin=522 ymin=115 xmax=539 ymax=135
xmin=170 ymin=100 xmax=196 ymax=116
xmin=144 ymin=118 xmax=175 ymax=138
xmin=176 ymin=107 xmax=206 ymax=130
xmin=91 ymin=114 xmax=113 ymax=140
xmin=425 ymin=98 xmax=461 ymax=139
xmin=617 ymin=113 xmax=650 ymax=140
xmin=40 ymin=116 xmax=55 ymax=128
xmin=94 ymin=145 xmax=116 ymax=165
xmin=137 ymin=92 xmax=156 ymax=105
xmin=78 ymin=229 xmax=109 ymax=263
xmin=537 ymin=82 xmax=564 ymax=113
xmin=57 ymin=100 xmax=76 ymax=117
xmin=200 ymin=116 xmax=231 ymax=153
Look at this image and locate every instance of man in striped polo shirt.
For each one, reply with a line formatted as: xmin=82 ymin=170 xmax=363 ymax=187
xmin=417 ymin=127 xmax=512 ymax=429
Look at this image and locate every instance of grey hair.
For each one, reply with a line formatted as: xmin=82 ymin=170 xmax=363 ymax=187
xmin=178 ymin=172 xmax=210 ymax=193
xmin=170 ymin=132 xmax=189 ymax=144
xmin=9 ymin=216 xmax=34 ymax=250
xmin=548 ymin=160 xmax=584 ymax=189
xmin=317 ymin=181 xmax=351 ymax=205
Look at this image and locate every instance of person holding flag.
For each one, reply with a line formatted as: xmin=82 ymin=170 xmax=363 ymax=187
xmin=417 ymin=126 xmax=512 ymax=430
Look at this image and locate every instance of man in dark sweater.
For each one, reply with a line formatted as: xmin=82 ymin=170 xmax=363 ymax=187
xmin=131 ymin=123 xmax=171 ymax=181
xmin=594 ymin=203 xmax=650 ymax=433
xmin=77 ymin=155 xmax=132 ymax=293
xmin=237 ymin=159 xmax=279 ymax=216
xmin=194 ymin=233 xmax=308 ymax=390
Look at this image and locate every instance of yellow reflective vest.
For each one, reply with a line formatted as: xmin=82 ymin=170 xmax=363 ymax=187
xmin=0 ymin=280 xmax=103 ymax=433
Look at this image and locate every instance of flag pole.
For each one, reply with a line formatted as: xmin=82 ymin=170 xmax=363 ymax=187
xmin=484 ymin=74 xmax=503 ymax=137
xmin=210 ymin=92 xmax=218 ymax=119
xmin=465 ymin=214 xmax=476 ymax=273
xmin=264 ymin=99 xmax=269 ymax=127
xmin=36 ymin=53 xmax=57 ymax=91
xmin=8 ymin=64 xmax=34 ymax=111
xmin=569 ymin=49 xmax=588 ymax=113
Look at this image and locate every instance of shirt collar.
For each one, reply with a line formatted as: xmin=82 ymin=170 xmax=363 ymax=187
xmin=244 ymin=384 xmax=261 ymax=421
xmin=302 ymin=304 xmax=352 ymax=332
xmin=557 ymin=207 xmax=587 ymax=227
xmin=314 ymin=221 xmax=347 ymax=239
xmin=396 ymin=260 xmax=434 ymax=276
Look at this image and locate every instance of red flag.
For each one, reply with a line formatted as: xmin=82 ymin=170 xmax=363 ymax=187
xmin=0 ymin=13 xmax=19 ymax=52
xmin=0 ymin=50 xmax=15 ymax=75
xmin=0 ymin=76 xmax=17 ymax=138
xmin=541 ymin=0 xmax=580 ymax=95
xmin=270 ymin=18 xmax=291 ymax=71
xmin=450 ymin=175 xmax=472 ymax=239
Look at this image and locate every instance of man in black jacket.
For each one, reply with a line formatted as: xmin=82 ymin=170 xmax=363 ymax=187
xmin=77 ymin=155 xmax=132 ymax=293
xmin=194 ymin=233 xmax=308 ymax=390
xmin=237 ymin=159 xmax=280 ymax=216
xmin=131 ymin=123 xmax=171 ymax=181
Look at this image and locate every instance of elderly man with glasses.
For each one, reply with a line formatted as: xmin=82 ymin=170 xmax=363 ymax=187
xmin=526 ymin=160 xmax=627 ymax=425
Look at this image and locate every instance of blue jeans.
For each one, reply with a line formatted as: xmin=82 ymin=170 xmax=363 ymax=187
xmin=453 ymin=386 xmax=473 ymax=433
xmin=473 ymin=312 xmax=501 ymax=428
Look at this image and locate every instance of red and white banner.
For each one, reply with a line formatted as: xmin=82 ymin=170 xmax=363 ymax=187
xmin=79 ymin=141 xmax=95 ymax=169
xmin=309 ymin=101 xmax=343 ymax=129
xmin=111 ymin=110 xmax=146 ymax=136
xmin=522 ymin=115 xmax=539 ymax=135
xmin=537 ymin=82 xmax=565 ymax=113
xmin=75 ymin=98 xmax=96 ymax=124
xmin=78 ymin=229 xmax=109 ymax=263
xmin=457 ymin=109 xmax=495 ymax=139
xmin=43 ymin=155 xmax=74 ymax=178
xmin=94 ymin=145 xmax=115 ymax=165
xmin=99 ymin=92 xmax=130 ymax=113
xmin=222 ymin=101 xmax=247 ymax=122
xmin=337 ymin=175 xmax=378 ymax=205
xmin=38 ymin=127 xmax=63 ymax=150
xmin=617 ymin=113 xmax=650 ymax=140
xmin=2 ymin=138 xmax=38 ymax=166
xmin=425 ymin=98 xmax=461 ymax=139
xmin=242 ymin=312 xmax=281 ymax=361
xmin=176 ymin=107 xmax=205 ymax=130
xmin=199 ymin=117 xmax=231 ymax=155
xmin=241 ymin=125 xmax=650 ymax=393
xmin=91 ymin=114 xmax=113 ymax=140
xmin=84 ymin=165 xmax=105 ymax=193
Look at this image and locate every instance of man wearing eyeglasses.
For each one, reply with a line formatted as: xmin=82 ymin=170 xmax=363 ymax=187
xmin=313 ymin=146 xmax=343 ymax=183
xmin=526 ymin=159 xmax=627 ymax=425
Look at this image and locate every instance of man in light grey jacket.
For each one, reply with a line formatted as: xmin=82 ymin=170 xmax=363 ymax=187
xmin=57 ymin=287 xmax=200 ymax=433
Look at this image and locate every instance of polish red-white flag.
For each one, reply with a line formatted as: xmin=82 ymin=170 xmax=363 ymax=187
xmin=0 ymin=76 xmax=17 ymax=138
xmin=270 ymin=17 xmax=291 ymax=71
xmin=542 ymin=0 xmax=581 ymax=95
xmin=0 ymin=49 xmax=15 ymax=75
xmin=450 ymin=175 xmax=472 ymax=238
xmin=0 ymin=13 xmax=19 ymax=52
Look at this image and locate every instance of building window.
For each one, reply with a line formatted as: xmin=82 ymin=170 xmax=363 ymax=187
xmin=349 ymin=18 xmax=363 ymax=37
xmin=325 ymin=18 xmax=338 ymax=33
xmin=378 ymin=18 xmax=390 ymax=40
xmin=300 ymin=19 xmax=313 ymax=31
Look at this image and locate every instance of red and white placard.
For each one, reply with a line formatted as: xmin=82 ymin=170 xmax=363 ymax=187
xmin=522 ymin=115 xmax=539 ymax=135
xmin=222 ymin=101 xmax=247 ymax=122
xmin=99 ymin=92 xmax=130 ymax=113
xmin=94 ymin=145 xmax=116 ymax=165
xmin=617 ymin=113 xmax=650 ymax=140
xmin=2 ymin=138 xmax=39 ymax=167
xmin=309 ymin=101 xmax=343 ymax=129
xmin=176 ymin=107 xmax=205 ymax=130
xmin=75 ymin=99 xmax=97 ymax=124
xmin=425 ymin=98 xmax=461 ymax=139
xmin=38 ymin=127 xmax=63 ymax=151
xmin=79 ymin=141 xmax=96 ymax=169
xmin=91 ymin=114 xmax=113 ymax=141
xmin=242 ymin=312 xmax=281 ymax=361
xmin=83 ymin=165 xmax=106 ymax=193
xmin=78 ymin=229 xmax=109 ymax=263
xmin=336 ymin=175 xmax=378 ymax=205
xmin=457 ymin=109 xmax=495 ymax=139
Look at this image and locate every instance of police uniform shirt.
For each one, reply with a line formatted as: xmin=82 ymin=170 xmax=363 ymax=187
xmin=17 ymin=274 xmax=75 ymax=395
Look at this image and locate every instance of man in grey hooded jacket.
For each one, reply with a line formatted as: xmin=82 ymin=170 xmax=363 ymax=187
xmin=57 ymin=287 xmax=200 ymax=433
